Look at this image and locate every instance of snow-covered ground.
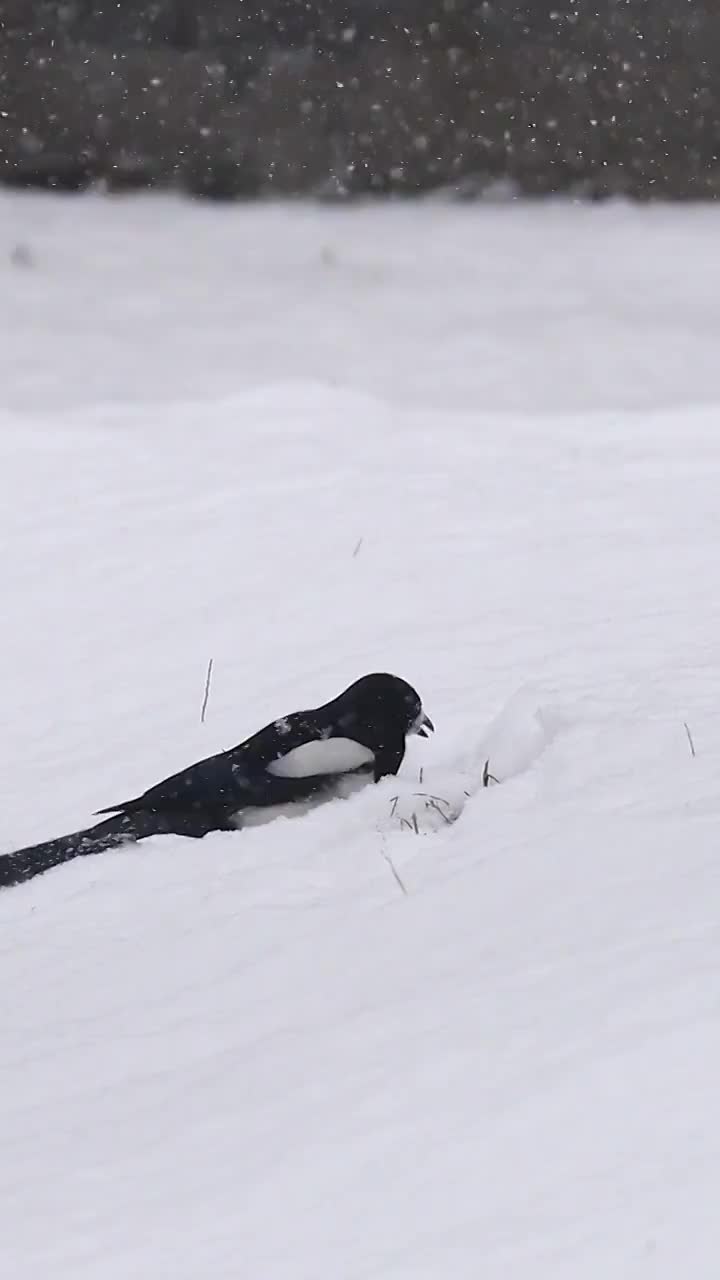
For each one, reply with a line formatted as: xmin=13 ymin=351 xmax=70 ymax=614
xmin=2 ymin=194 xmax=720 ymax=1277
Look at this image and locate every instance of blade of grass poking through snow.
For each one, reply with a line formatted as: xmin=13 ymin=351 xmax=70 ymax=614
xmin=414 ymin=792 xmax=452 ymax=807
xmin=426 ymin=798 xmax=454 ymax=825
xmin=379 ymin=839 xmax=408 ymax=896
xmin=482 ymin=759 xmax=500 ymax=787
xmin=200 ymin=658 xmax=214 ymax=724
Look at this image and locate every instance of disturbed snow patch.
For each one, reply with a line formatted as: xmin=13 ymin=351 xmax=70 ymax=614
xmin=378 ymin=685 xmax=567 ymax=834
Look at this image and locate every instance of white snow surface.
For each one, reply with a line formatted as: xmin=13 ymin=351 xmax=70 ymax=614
xmin=2 ymin=194 xmax=720 ymax=1277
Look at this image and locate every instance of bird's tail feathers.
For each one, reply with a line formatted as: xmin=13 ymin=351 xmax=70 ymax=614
xmin=0 ymin=811 xmax=155 ymax=889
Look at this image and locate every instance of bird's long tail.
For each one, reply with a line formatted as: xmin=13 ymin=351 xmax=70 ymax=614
xmin=0 ymin=810 xmax=166 ymax=889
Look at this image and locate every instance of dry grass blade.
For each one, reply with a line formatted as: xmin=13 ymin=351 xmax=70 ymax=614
xmin=414 ymin=792 xmax=452 ymax=807
xmin=426 ymin=798 xmax=453 ymax=825
xmin=200 ymin=657 xmax=214 ymax=724
xmin=379 ymin=844 xmax=408 ymax=896
xmin=482 ymin=759 xmax=500 ymax=787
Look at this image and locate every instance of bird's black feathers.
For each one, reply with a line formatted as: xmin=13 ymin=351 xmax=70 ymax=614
xmin=1 ymin=672 xmax=433 ymax=889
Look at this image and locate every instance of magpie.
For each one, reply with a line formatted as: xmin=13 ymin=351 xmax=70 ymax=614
xmin=0 ymin=672 xmax=433 ymax=889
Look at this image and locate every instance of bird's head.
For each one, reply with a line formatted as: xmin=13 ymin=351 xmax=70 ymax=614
xmin=336 ymin=673 xmax=434 ymax=740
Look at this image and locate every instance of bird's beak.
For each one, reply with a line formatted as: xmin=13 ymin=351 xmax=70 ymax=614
xmin=415 ymin=711 xmax=435 ymax=738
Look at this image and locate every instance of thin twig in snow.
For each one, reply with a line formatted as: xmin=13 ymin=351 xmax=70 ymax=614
xmin=352 ymin=537 xmax=364 ymax=558
xmin=683 ymin=721 xmax=696 ymax=758
xmin=200 ymin=658 xmax=214 ymax=724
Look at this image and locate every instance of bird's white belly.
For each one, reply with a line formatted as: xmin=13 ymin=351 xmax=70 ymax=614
xmin=267 ymin=737 xmax=375 ymax=778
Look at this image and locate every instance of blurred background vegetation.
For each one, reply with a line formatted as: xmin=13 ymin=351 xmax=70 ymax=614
xmin=1 ymin=1 xmax=719 ymax=199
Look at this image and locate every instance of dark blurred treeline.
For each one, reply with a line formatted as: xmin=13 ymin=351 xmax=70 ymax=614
xmin=2 ymin=0 xmax=720 ymax=198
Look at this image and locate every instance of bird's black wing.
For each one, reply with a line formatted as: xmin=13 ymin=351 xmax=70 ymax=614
xmin=95 ymin=751 xmax=241 ymax=817
xmin=95 ymin=710 xmax=328 ymax=818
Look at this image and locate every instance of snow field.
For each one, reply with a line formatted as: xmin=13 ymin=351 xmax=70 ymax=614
xmin=1 ymin=194 xmax=720 ymax=1277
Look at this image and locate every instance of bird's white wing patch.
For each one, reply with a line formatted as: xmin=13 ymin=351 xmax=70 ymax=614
xmin=267 ymin=737 xmax=374 ymax=778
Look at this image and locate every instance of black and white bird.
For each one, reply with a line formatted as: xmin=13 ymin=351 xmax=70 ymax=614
xmin=0 ymin=672 xmax=434 ymax=889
